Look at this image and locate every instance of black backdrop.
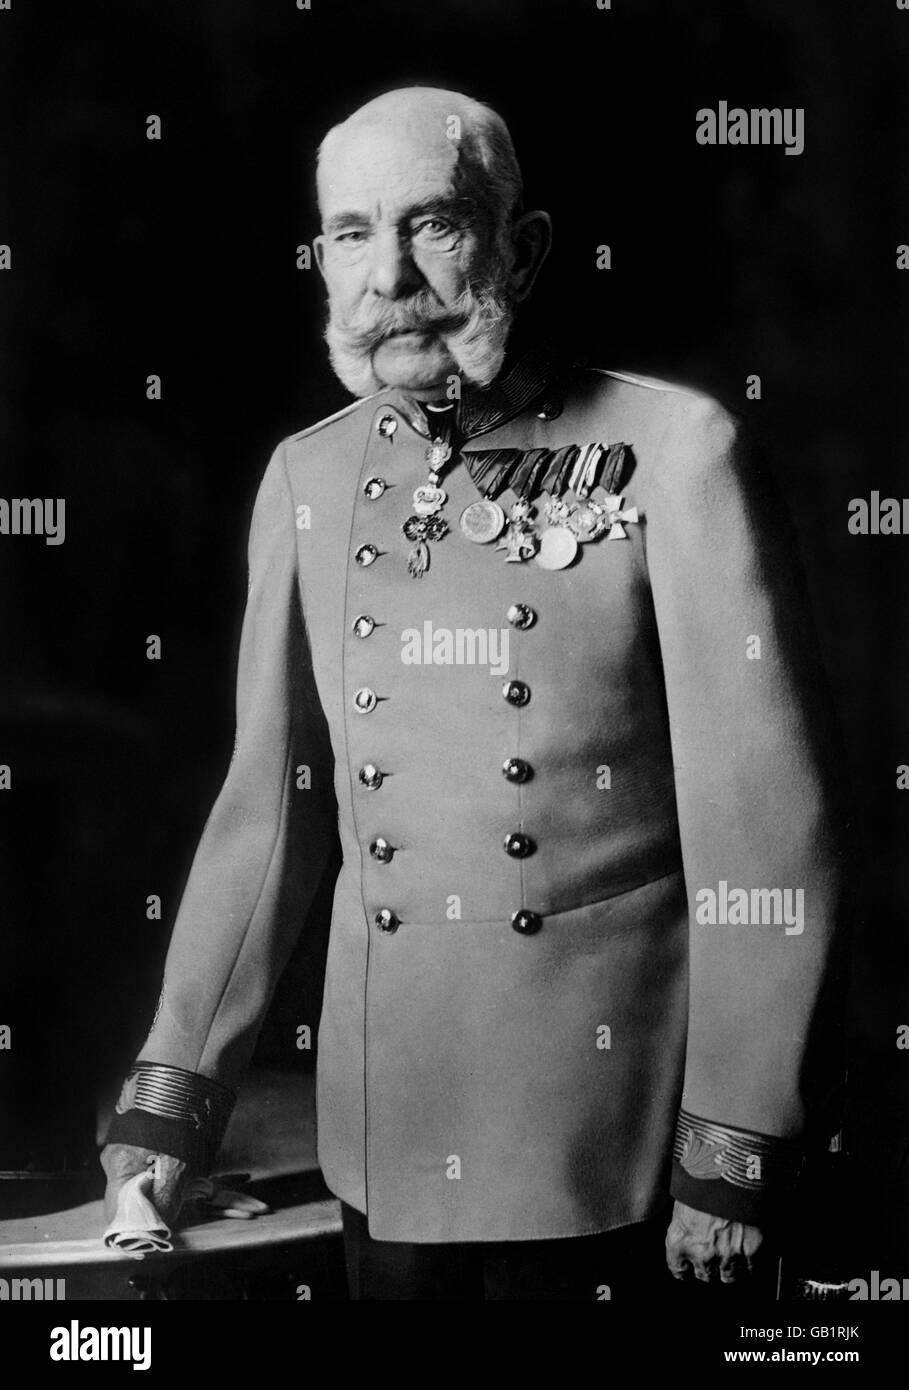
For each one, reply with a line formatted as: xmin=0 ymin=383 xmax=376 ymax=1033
xmin=1 ymin=0 xmax=907 ymax=1267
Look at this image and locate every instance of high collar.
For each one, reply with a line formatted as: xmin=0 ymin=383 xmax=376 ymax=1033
xmin=392 ymin=330 xmax=563 ymax=443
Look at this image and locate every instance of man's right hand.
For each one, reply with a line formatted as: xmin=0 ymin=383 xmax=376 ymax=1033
xmin=100 ymin=1143 xmax=188 ymax=1227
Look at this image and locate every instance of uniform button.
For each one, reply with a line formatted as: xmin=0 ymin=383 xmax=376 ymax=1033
xmin=358 ymin=763 xmax=384 ymax=790
xmin=377 ymin=414 xmax=398 ymax=438
xmin=375 ymin=908 xmax=399 ymax=933
xmin=536 ymin=399 xmax=562 ymax=421
xmin=363 ymin=476 xmax=387 ymax=500
xmin=504 ymin=832 xmax=535 ymax=859
xmin=352 ymin=614 xmax=376 ymax=638
xmin=511 ymin=909 xmax=542 ymax=935
xmin=355 ymin=544 xmax=379 ymax=567
xmin=353 ymin=687 xmax=378 ymax=714
xmin=370 ymin=837 xmax=394 ymax=863
xmin=507 ymin=603 xmax=536 ymax=630
xmin=502 ymin=679 xmax=531 ymax=707
xmin=502 ymin=757 xmax=533 ymax=784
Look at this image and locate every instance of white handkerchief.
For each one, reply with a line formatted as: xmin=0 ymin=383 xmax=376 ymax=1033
xmin=103 ymin=1170 xmax=173 ymax=1259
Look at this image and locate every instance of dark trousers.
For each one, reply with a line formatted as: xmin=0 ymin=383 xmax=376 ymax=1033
xmin=341 ymin=1202 xmax=780 ymax=1301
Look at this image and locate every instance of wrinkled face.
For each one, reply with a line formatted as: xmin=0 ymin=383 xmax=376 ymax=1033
xmin=315 ymin=118 xmax=515 ymax=397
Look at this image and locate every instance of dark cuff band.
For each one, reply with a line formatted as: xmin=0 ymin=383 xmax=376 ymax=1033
xmin=670 ymin=1108 xmax=804 ymax=1225
xmin=104 ymin=1062 xmax=235 ymax=1174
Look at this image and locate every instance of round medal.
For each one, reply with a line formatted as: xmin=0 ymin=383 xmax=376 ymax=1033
xmin=536 ymin=526 xmax=578 ymax=570
xmin=567 ymin=502 xmax=608 ymax=543
xmin=459 ymin=500 xmax=506 ymax=544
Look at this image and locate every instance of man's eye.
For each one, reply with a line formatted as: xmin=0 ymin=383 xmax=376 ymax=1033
xmin=335 ymin=229 xmax=367 ymax=244
xmin=412 ymin=219 xmax=457 ymax=242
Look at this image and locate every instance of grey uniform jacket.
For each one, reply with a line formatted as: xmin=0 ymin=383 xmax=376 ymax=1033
xmin=107 ymin=339 xmax=854 ymax=1243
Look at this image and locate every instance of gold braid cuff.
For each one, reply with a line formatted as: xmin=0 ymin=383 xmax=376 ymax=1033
xmin=673 ymin=1108 xmax=804 ymax=1193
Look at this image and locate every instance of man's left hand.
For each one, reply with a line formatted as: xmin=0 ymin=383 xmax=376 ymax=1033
xmin=665 ymin=1200 xmax=764 ymax=1283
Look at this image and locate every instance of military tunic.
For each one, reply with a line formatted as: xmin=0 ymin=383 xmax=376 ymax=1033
xmin=107 ymin=343 xmax=853 ymax=1242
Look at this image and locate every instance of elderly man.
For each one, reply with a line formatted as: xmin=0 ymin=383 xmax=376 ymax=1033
xmin=102 ymin=86 xmax=852 ymax=1300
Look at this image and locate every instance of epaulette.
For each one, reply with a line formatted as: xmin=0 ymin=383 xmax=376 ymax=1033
xmin=287 ymin=390 xmax=385 ymax=443
xmin=584 ymin=365 xmax=701 ymax=399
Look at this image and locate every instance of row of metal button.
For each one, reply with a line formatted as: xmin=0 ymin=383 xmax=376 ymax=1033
xmin=353 ymin=681 xmax=530 ymax=716
xmin=350 ymin=610 xmax=534 ymax=718
xmin=361 ymin=757 xmax=530 ymax=792
xmin=349 ymin=603 xmax=534 ymax=632
xmin=356 ymin=414 xmax=542 ymax=936
xmin=375 ymin=908 xmax=542 ymax=935
xmin=502 ymin=602 xmax=538 ymax=933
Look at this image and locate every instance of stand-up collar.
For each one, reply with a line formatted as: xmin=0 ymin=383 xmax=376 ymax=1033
xmin=393 ymin=331 xmax=563 ymax=442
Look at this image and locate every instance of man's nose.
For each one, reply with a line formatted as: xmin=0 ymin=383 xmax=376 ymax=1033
xmin=366 ymin=228 xmax=421 ymax=300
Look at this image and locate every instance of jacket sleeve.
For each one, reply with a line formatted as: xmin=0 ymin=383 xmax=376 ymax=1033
xmin=105 ymin=442 xmax=338 ymax=1172
xmin=643 ymin=393 xmax=856 ymax=1225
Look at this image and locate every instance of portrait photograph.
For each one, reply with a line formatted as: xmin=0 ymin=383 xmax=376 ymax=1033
xmin=1 ymin=0 xmax=908 ymax=1365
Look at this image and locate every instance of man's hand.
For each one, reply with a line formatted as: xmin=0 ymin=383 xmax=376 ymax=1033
xmin=100 ymin=1143 xmax=188 ymax=1227
xmin=665 ymin=1200 xmax=764 ymax=1283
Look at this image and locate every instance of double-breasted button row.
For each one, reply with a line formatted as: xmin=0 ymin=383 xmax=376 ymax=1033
xmin=356 ymin=438 xmax=399 ymax=907
xmin=355 ymin=418 xmax=397 ymax=569
xmin=504 ymin=600 xmax=540 ymax=930
xmin=356 ymin=423 xmax=543 ymax=937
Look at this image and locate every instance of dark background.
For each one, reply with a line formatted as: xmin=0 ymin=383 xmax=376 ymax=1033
xmin=1 ymin=0 xmax=907 ymax=1270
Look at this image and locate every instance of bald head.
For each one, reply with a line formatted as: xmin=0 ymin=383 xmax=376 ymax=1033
xmin=317 ymin=87 xmax=524 ymax=231
xmin=313 ymin=86 xmax=550 ymax=398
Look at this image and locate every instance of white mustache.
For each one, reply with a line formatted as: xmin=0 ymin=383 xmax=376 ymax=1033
xmin=324 ymin=275 xmax=515 ymax=396
xmin=332 ymin=291 xmax=472 ymax=353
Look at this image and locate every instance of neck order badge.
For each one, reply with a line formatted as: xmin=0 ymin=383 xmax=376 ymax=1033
xmin=401 ymin=404 xmax=456 ymax=578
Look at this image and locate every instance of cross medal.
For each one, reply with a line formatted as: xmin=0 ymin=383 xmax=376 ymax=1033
xmin=402 ymin=438 xmax=452 ymax=578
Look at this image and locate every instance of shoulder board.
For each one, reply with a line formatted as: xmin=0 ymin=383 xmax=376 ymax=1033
xmin=584 ymin=366 xmax=701 ymax=398
xmin=287 ymin=390 xmax=386 ymax=443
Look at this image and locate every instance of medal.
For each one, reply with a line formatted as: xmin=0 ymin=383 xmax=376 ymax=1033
xmin=567 ymin=500 xmax=609 ymax=543
xmin=402 ymin=426 xmax=456 ymax=578
xmin=496 ymin=499 xmax=538 ymax=563
xmin=459 ymin=500 xmax=506 ymax=544
xmin=544 ymin=497 xmax=572 ymax=527
xmin=453 ymin=438 xmax=637 ymax=572
xmin=602 ymin=494 xmax=640 ymax=539
xmin=413 ymin=483 xmax=447 ymax=516
xmin=536 ymin=526 xmax=578 ymax=570
xmin=402 ymin=512 xmax=448 ymax=577
xmin=425 ymin=441 xmax=452 ymax=469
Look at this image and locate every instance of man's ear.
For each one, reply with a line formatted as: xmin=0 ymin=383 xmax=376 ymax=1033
xmin=314 ymin=234 xmax=328 ymax=283
xmin=507 ymin=210 xmax=552 ymax=302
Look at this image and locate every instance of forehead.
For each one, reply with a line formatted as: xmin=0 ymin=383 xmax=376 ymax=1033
xmin=318 ymin=121 xmax=466 ymax=219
